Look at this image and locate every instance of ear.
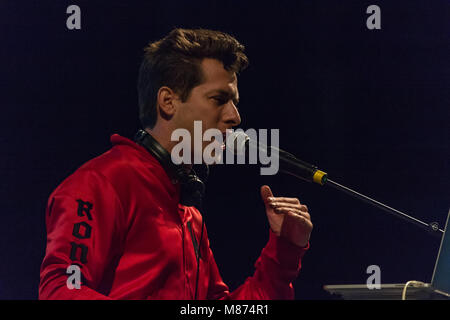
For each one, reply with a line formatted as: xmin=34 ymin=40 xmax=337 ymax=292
xmin=156 ymin=86 xmax=179 ymax=120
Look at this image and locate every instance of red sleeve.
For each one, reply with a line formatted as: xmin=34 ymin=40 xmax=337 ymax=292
xmin=207 ymin=229 xmax=309 ymax=300
xmin=39 ymin=169 xmax=125 ymax=300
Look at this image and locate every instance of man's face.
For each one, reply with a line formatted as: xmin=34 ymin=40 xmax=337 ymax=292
xmin=172 ymin=58 xmax=241 ymax=160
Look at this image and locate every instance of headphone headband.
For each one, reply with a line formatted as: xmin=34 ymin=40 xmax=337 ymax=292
xmin=134 ymin=129 xmax=206 ymax=209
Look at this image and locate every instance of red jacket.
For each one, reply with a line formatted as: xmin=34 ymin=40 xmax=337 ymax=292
xmin=39 ymin=134 xmax=309 ymax=299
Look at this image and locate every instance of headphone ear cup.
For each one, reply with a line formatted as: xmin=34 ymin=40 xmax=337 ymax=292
xmin=135 ymin=130 xmax=206 ymax=209
xmin=180 ymin=174 xmax=205 ymax=208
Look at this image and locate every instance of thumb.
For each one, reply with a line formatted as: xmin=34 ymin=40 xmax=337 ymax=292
xmin=260 ymin=185 xmax=274 ymax=208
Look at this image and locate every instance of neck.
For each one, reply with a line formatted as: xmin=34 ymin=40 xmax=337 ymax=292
xmin=145 ymin=125 xmax=193 ymax=169
xmin=145 ymin=125 xmax=175 ymax=154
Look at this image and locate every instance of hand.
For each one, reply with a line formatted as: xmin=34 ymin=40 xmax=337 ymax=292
xmin=261 ymin=185 xmax=313 ymax=248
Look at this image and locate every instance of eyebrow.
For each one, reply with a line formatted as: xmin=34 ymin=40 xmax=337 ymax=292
xmin=208 ymin=89 xmax=240 ymax=105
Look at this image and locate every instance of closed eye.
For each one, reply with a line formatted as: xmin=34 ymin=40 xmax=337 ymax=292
xmin=212 ymin=96 xmax=228 ymax=105
xmin=212 ymin=96 xmax=239 ymax=107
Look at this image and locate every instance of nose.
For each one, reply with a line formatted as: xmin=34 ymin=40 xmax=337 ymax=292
xmin=223 ymin=102 xmax=241 ymax=127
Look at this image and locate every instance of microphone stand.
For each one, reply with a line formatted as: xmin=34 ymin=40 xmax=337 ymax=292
xmin=323 ymin=178 xmax=444 ymax=238
xmin=233 ymin=133 xmax=445 ymax=238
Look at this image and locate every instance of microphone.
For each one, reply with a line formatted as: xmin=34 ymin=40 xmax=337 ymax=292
xmin=226 ymin=131 xmax=444 ymax=237
xmin=226 ymin=131 xmax=328 ymax=185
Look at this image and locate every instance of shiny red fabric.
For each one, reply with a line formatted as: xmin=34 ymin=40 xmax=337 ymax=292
xmin=39 ymin=134 xmax=309 ymax=300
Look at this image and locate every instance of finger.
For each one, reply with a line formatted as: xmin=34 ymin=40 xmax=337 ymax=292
xmin=274 ymin=207 xmax=311 ymax=220
xmin=268 ymin=197 xmax=300 ymax=205
xmin=273 ymin=207 xmax=310 ymax=217
xmin=260 ymin=185 xmax=274 ymax=208
xmin=269 ymin=202 xmax=308 ymax=212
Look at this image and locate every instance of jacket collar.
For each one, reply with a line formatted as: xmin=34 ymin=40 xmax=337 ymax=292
xmin=110 ymin=133 xmax=181 ymax=203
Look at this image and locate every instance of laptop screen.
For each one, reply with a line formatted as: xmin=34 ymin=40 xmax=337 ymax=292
xmin=431 ymin=209 xmax=450 ymax=294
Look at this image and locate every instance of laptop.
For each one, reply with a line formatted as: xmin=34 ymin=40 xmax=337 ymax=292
xmin=324 ymin=209 xmax=450 ymax=300
xmin=430 ymin=208 xmax=450 ymax=297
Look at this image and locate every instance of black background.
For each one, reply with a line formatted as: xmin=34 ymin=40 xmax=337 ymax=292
xmin=0 ymin=0 xmax=448 ymax=299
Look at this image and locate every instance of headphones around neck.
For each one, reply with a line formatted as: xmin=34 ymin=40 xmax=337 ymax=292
xmin=134 ymin=129 xmax=207 ymax=210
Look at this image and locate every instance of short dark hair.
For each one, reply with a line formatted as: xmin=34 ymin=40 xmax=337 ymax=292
xmin=137 ymin=28 xmax=249 ymax=129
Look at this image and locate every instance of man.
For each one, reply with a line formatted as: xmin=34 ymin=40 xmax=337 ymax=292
xmin=39 ymin=28 xmax=313 ymax=299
